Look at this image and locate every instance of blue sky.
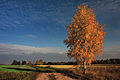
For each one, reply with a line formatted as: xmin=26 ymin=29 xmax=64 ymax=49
xmin=0 ymin=0 xmax=69 ymax=48
xmin=0 ymin=0 xmax=120 ymax=64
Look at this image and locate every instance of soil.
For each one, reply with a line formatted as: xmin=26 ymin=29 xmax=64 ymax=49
xmin=36 ymin=73 xmax=75 ymax=80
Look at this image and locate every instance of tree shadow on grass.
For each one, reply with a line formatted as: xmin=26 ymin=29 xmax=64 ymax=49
xmin=5 ymin=67 xmax=55 ymax=73
xmin=5 ymin=67 xmax=35 ymax=72
xmin=4 ymin=65 xmax=61 ymax=73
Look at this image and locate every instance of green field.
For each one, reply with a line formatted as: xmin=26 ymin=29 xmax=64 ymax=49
xmin=0 ymin=65 xmax=40 ymax=80
xmin=0 ymin=65 xmax=35 ymax=72
xmin=0 ymin=64 xmax=120 ymax=73
xmin=0 ymin=65 xmax=62 ymax=73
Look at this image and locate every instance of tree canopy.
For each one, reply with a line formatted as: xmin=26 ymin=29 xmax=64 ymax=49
xmin=64 ymin=4 xmax=106 ymax=73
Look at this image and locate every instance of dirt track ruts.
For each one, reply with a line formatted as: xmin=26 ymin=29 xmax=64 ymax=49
xmin=36 ymin=73 xmax=75 ymax=80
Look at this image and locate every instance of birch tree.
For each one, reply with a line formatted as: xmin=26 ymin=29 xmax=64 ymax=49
xmin=64 ymin=4 xmax=106 ymax=74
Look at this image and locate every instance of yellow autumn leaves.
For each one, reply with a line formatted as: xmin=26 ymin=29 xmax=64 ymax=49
xmin=64 ymin=4 xmax=106 ymax=66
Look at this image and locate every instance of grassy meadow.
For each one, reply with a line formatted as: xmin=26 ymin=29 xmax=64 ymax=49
xmin=0 ymin=65 xmax=39 ymax=80
xmin=0 ymin=65 xmax=35 ymax=72
xmin=0 ymin=64 xmax=120 ymax=80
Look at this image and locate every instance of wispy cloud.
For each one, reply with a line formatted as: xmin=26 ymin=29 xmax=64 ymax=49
xmin=104 ymin=45 xmax=120 ymax=53
xmin=99 ymin=45 xmax=120 ymax=59
xmin=0 ymin=43 xmax=120 ymax=58
xmin=26 ymin=34 xmax=37 ymax=38
xmin=0 ymin=43 xmax=66 ymax=55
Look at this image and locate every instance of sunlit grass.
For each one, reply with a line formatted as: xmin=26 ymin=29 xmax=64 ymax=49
xmin=0 ymin=65 xmax=39 ymax=80
xmin=38 ymin=65 xmax=73 ymax=69
xmin=37 ymin=64 xmax=120 ymax=69
xmin=0 ymin=65 xmax=34 ymax=72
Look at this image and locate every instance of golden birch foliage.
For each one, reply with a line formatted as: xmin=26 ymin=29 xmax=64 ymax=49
xmin=64 ymin=4 xmax=106 ymax=66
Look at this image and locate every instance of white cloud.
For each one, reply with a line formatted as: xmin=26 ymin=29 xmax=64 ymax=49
xmin=0 ymin=43 xmax=66 ymax=55
xmin=0 ymin=43 xmax=120 ymax=59
xmin=104 ymin=45 xmax=120 ymax=53
xmin=99 ymin=45 xmax=120 ymax=59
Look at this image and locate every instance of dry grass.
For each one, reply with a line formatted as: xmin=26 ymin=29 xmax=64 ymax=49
xmin=87 ymin=66 xmax=120 ymax=80
xmin=71 ymin=65 xmax=120 ymax=80
xmin=37 ymin=64 xmax=120 ymax=69
xmin=37 ymin=65 xmax=73 ymax=69
xmin=0 ymin=71 xmax=39 ymax=80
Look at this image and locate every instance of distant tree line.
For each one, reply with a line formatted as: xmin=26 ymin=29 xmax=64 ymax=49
xmin=11 ymin=59 xmax=44 ymax=65
xmin=45 ymin=59 xmax=120 ymax=65
xmin=92 ymin=59 xmax=120 ymax=64
xmin=11 ymin=58 xmax=120 ymax=65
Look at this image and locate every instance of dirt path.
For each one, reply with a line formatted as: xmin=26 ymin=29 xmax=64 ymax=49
xmin=36 ymin=73 xmax=75 ymax=80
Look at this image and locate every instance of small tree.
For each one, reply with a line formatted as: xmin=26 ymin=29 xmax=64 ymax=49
xmin=33 ymin=60 xmax=35 ymax=65
xmin=39 ymin=59 xmax=43 ymax=65
xmin=64 ymin=4 xmax=105 ymax=74
xmin=28 ymin=60 xmax=32 ymax=65
xmin=17 ymin=61 xmax=21 ymax=65
xmin=22 ymin=60 xmax=27 ymax=65
xmin=12 ymin=60 xmax=18 ymax=65
xmin=36 ymin=59 xmax=39 ymax=65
